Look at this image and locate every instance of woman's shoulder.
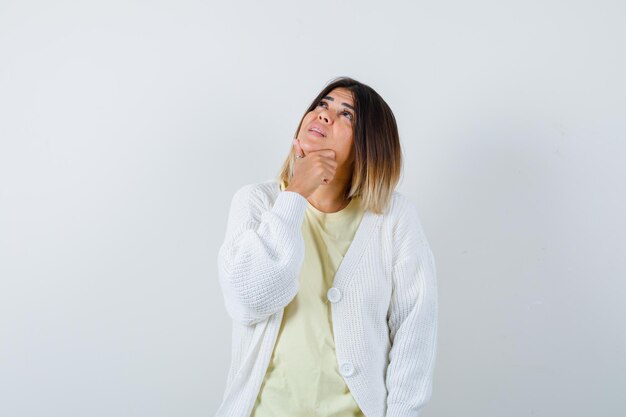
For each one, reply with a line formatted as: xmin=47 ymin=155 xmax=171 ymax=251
xmin=387 ymin=189 xmax=419 ymax=218
xmin=385 ymin=189 xmax=430 ymax=238
xmin=231 ymin=180 xmax=420 ymax=220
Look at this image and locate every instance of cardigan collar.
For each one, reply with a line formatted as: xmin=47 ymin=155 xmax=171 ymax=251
xmin=271 ymin=178 xmax=382 ymax=289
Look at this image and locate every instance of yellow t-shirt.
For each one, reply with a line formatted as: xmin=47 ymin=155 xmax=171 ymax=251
xmin=250 ymin=180 xmax=366 ymax=417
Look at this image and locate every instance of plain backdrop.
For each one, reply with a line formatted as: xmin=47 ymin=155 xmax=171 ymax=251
xmin=1 ymin=1 xmax=625 ymax=416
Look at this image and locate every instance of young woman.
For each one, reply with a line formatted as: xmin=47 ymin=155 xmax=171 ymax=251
xmin=215 ymin=76 xmax=438 ymax=417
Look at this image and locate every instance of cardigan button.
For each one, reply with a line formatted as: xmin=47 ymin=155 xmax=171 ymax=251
xmin=339 ymin=361 xmax=355 ymax=376
xmin=327 ymin=287 xmax=342 ymax=303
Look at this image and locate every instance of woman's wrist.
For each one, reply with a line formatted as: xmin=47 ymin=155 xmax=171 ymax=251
xmin=284 ymin=185 xmax=307 ymax=198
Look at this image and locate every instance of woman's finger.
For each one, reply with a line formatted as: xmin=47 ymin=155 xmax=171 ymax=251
xmin=293 ymin=138 xmax=304 ymax=157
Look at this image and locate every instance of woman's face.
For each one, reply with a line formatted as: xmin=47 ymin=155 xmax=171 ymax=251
xmin=296 ymin=87 xmax=356 ymax=170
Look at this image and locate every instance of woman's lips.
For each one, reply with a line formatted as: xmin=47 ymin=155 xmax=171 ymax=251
xmin=308 ymin=129 xmax=324 ymax=137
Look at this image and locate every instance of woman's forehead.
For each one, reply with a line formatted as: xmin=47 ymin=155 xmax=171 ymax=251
xmin=324 ymin=87 xmax=355 ymax=108
xmin=327 ymin=87 xmax=353 ymax=100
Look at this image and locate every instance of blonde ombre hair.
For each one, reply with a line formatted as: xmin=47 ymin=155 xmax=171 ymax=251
xmin=277 ymin=76 xmax=402 ymax=215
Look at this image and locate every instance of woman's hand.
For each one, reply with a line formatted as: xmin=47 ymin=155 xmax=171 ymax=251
xmin=285 ymin=138 xmax=337 ymax=198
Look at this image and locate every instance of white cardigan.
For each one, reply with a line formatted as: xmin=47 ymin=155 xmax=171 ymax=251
xmin=215 ymin=179 xmax=438 ymax=417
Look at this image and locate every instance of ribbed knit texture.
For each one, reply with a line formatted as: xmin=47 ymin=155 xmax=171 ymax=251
xmin=215 ymin=179 xmax=438 ymax=417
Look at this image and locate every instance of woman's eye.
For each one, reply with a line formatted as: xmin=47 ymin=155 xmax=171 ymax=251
xmin=318 ymin=100 xmax=353 ymax=121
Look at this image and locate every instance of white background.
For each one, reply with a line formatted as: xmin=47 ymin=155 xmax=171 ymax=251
xmin=1 ymin=1 xmax=624 ymax=416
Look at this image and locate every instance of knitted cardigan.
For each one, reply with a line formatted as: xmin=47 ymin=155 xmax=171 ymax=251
xmin=215 ymin=179 xmax=438 ymax=417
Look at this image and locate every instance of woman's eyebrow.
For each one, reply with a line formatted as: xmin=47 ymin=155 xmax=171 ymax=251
xmin=322 ymin=95 xmax=355 ymax=111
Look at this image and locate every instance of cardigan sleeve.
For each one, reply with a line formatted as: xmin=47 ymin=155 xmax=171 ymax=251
xmin=385 ymin=197 xmax=438 ymax=417
xmin=217 ymin=184 xmax=308 ymax=326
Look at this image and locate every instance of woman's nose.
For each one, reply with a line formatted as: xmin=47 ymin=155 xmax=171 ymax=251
xmin=318 ymin=113 xmax=331 ymax=123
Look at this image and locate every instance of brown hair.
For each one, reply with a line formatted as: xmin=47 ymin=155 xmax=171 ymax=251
xmin=277 ymin=76 xmax=402 ymax=215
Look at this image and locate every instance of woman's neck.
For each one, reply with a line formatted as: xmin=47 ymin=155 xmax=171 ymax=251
xmin=306 ymin=179 xmax=352 ymax=213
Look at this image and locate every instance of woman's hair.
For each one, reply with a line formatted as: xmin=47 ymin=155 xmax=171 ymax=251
xmin=277 ymin=76 xmax=402 ymax=215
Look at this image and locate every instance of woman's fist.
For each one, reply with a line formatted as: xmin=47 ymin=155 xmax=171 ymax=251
xmin=286 ymin=138 xmax=337 ymax=198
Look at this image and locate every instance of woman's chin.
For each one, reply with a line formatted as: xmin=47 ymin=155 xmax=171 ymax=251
xmin=300 ymin=142 xmax=322 ymax=154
